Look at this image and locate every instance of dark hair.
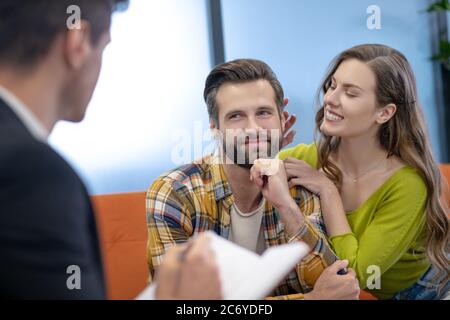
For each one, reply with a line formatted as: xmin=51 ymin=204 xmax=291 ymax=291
xmin=203 ymin=59 xmax=285 ymax=125
xmin=0 ymin=0 xmax=129 ymax=67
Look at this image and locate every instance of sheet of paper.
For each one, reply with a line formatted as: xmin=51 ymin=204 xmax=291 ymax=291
xmin=208 ymin=232 xmax=309 ymax=299
xmin=136 ymin=231 xmax=310 ymax=300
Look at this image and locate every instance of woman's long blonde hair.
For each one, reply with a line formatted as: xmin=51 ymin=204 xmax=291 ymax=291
xmin=315 ymin=44 xmax=449 ymax=286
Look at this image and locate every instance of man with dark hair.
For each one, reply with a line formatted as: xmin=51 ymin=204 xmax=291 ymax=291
xmin=147 ymin=59 xmax=361 ymax=299
xmin=0 ymin=0 xmax=221 ymax=299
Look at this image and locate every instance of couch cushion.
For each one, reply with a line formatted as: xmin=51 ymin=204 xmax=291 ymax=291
xmin=92 ymin=192 xmax=149 ymax=300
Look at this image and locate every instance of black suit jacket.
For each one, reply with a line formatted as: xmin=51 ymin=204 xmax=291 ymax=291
xmin=0 ymin=98 xmax=106 ymax=299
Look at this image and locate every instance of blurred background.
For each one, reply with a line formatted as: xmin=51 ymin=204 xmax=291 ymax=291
xmin=49 ymin=0 xmax=450 ymax=195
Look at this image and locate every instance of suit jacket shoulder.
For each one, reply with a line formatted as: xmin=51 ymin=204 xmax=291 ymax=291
xmin=0 ymin=104 xmax=106 ymax=299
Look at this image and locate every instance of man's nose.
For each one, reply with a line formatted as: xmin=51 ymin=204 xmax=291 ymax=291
xmin=246 ymin=116 xmax=262 ymax=131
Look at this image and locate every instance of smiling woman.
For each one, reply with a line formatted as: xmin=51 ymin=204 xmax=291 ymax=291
xmin=279 ymin=44 xmax=450 ymax=300
xmin=320 ymin=58 xmax=397 ymax=139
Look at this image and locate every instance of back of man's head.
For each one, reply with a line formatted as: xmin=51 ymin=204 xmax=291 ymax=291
xmin=0 ymin=0 xmax=129 ymax=126
xmin=0 ymin=0 xmax=129 ymax=69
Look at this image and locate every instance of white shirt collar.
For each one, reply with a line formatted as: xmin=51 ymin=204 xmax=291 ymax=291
xmin=0 ymin=86 xmax=49 ymax=142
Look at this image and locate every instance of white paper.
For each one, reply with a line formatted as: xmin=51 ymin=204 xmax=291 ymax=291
xmin=136 ymin=231 xmax=309 ymax=300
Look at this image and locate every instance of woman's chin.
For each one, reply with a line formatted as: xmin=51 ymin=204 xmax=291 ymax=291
xmin=320 ymin=124 xmax=342 ymax=137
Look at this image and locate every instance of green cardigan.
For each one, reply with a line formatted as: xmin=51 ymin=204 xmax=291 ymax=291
xmin=278 ymin=143 xmax=430 ymax=299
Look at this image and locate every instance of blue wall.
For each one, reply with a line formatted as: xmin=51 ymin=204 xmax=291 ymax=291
xmin=50 ymin=0 xmax=212 ymax=194
xmin=222 ymin=0 xmax=443 ymax=161
xmin=49 ymin=0 xmax=445 ymax=195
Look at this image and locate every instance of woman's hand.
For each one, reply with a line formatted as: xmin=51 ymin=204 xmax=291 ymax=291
xmin=284 ymin=157 xmax=352 ymax=237
xmin=284 ymin=157 xmax=336 ymax=197
xmin=281 ymin=110 xmax=297 ymax=148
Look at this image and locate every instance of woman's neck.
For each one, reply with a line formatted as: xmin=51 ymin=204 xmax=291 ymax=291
xmin=335 ymin=135 xmax=388 ymax=177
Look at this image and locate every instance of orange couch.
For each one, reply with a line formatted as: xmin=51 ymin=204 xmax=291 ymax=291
xmin=92 ymin=192 xmax=149 ymax=300
xmin=92 ymin=165 xmax=450 ymax=300
xmin=441 ymin=164 xmax=450 ymax=208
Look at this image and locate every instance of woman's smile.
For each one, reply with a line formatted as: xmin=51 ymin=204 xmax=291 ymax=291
xmin=325 ymin=108 xmax=344 ymax=122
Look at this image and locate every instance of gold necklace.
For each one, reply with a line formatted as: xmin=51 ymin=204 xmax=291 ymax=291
xmin=342 ymin=157 xmax=388 ymax=183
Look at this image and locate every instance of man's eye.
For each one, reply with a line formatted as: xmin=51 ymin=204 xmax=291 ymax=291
xmin=229 ymin=114 xmax=241 ymax=119
xmin=258 ymin=111 xmax=271 ymax=116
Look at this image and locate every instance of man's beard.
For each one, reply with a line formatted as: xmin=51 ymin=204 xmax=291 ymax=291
xmin=220 ymin=130 xmax=283 ymax=170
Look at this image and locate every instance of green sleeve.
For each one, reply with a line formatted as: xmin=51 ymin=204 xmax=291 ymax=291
xmin=277 ymin=143 xmax=319 ymax=168
xmin=329 ymin=170 xmax=427 ymax=289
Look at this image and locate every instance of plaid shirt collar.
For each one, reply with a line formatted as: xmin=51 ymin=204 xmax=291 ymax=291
xmin=201 ymin=153 xmax=237 ymax=209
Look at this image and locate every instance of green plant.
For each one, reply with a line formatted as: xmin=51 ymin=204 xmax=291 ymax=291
xmin=433 ymin=40 xmax=450 ymax=70
xmin=426 ymin=0 xmax=450 ymax=12
xmin=427 ymin=0 xmax=450 ymax=71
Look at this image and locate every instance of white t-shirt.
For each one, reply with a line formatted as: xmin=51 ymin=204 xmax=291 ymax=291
xmin=228 ymin=199 xmax=266 ymax=254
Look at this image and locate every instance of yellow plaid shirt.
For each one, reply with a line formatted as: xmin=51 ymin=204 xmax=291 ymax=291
xmin=146 ymin=154 xmax=338 ymax=299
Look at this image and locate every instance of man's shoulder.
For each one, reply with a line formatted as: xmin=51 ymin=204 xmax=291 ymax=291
xmin=278 ymin=143 xmax=319 ymax=168
xmin=0 ymin=129 xmax=81 ymax=189
xmin=148 ymin=155 xmax=219 ymax=196
xmin=290 ymin=185 xmax=321 ymax=215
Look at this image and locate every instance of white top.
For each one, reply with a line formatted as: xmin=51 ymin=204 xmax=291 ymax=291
xmin=0 ymin=86 xmax=49 ymax=142
xmin=229 ymin=199 xmax=266 ymax=254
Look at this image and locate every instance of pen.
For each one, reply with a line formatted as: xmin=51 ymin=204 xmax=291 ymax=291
xmin=337 ymin=268 xmax=348 ymax=275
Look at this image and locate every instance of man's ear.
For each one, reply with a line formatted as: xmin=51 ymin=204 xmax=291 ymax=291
xmin=376 ymin=103 xmax=397 ymax=124
xmin=63 ymin=20 xmax=92 ymax=70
